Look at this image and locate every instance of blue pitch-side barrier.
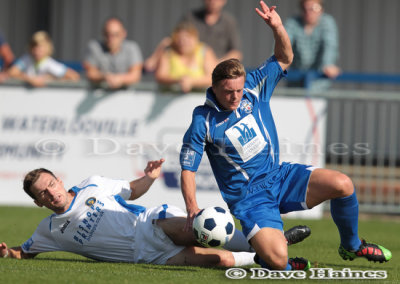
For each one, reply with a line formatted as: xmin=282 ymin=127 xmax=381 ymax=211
xmin=285 ymin=69 xmax=400 ymax=85
xmin=2 ymin=60 xmax=400 ymax=86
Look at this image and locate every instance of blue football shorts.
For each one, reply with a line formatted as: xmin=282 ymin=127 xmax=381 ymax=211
xmin=231 ymin=163 xmax=316 ymax=240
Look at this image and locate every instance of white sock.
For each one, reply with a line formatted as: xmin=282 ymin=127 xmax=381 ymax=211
xmin=223 ymin=229 xmax=254 ymax=252
xmin=232 ymin=252 xmax=256 ymax=266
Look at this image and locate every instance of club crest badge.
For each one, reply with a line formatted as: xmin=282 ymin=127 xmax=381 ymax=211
xmin=240 ymin=99 xmax=253 ymax=114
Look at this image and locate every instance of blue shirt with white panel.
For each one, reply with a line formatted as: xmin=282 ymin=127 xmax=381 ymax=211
xmin=180 ymin=56 xmax=287 ymax=208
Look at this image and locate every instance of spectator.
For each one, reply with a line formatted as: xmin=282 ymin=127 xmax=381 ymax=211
xmin=155 ymin=22 xmax=217 ymax=93
xmin=183 ymin=0 xmax=242 ymax=61
xmin=144 ymin=0 xmax=241 ymax=72
xmin=0 ymin=31 xmax=15 ymax=83
xmin=7 ymin=31 xmax=79 ymax=87
xmin=83 ymin=17 xmax=143 ymax=89
xmin=284 ymin=0 xmax=340 ymax=89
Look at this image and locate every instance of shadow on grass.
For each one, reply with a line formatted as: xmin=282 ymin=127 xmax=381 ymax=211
xmin=313 ymin=261 xmax=389 ymax=270
xmin=34 ymin=257 xmax=96 ymax=263
xmin=139 ymin=264 xmax=228 ymax=272
xmin=33 ymin=257 xmax=225 ymax=272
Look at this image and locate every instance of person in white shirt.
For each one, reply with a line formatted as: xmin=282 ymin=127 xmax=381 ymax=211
xmin=8 ymin=31 xmax=79 ymax=87
xmin=0 ymin=158 xmax=309 ymax=267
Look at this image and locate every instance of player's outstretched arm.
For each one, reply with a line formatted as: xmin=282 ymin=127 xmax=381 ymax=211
xmin=0 ymin=242 xmax=36 ymax=259
xmin=255 ymin=1 xmax=293 ymax=71
xmin=129 ymin=158 xmax=165 ymax=200
xmin=181 ymin=170 xmax=201 ymax=232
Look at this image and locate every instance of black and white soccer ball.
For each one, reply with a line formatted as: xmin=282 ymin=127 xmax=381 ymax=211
xmin=193 ymin=206 xmax=235 ymax=247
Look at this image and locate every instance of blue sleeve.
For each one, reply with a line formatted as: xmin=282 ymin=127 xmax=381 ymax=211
xmin=245 ymin=56 xmax=286 ymax=102
xmin=14 ymin=56 xmax=30 ymax=72
xmin=180 ymin=107 xmax=207 ymax=172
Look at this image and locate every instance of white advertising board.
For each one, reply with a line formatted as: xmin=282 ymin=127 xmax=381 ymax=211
xmin=0 ymin=86 xmax=326 ymax=218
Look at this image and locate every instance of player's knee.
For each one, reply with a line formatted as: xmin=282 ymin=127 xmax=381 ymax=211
xmin=272 ymin=250 xmax=288 ymax=270
xmin=266 ymin=253 xmax=288 ymax=270
xmin=334 ymin=173 xmax=354 ymax=197
xmin=259 ymin=247 xmax=288 ymax=270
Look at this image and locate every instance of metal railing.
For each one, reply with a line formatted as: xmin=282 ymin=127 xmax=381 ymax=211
xmin=281 ymin=70 xmax=400 ymax=214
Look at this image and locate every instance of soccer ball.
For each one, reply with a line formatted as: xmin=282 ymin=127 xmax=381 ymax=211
xmin=193 ymin=206 xmax=235 ymax=247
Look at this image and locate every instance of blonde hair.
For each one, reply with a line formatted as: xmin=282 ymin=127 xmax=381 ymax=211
xmin=29 ymin=31 xmax=54 ymax=56
xmin=170 ymin=21 xmax=199 ymax=50
xmin=212 ymin=58 xmax=246 ymax=86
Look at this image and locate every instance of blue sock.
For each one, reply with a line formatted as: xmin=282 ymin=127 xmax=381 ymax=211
xmin=330 ymin=190 xmax=362 ymax=251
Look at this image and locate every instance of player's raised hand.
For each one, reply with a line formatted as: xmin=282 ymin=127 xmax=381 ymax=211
xmin=255 ymin=1 xmax=283 ymax=29
xmin=144 ymin=158 xmax=165 ymax=180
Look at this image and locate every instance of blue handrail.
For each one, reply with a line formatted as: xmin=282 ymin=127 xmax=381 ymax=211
xmin=286 ymin=70 xmax=400 ymax=85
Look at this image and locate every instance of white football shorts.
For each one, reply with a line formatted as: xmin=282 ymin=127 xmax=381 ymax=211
xmin=134 ymin=204 xmax=186 ymax=264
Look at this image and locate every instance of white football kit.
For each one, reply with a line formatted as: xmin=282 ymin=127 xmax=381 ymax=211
xmin=21 ymin=176 xmax=185 ymax=264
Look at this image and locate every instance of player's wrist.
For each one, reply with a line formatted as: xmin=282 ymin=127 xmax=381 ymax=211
xmin=186 ymin=205 xmax=200 ymax=216
xmin=2 ymin=249 xmax=8 ymax=258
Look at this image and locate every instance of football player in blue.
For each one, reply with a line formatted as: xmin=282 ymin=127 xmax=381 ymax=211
xmin=180 ymin=1 xmax=392 ymax=271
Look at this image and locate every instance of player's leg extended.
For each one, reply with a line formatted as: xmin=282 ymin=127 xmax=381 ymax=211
xmin=306 ymin=168 xmax=391 ymax=262
xmin=156 ymin=217 xmax=197 ymax=246
xmin=165 ymin=246 xmax=234 ymax=267
xmin=165 ymin=246 xmax=254 ymax=267
xmin=158 ymin=217 xmax=311 ymax=252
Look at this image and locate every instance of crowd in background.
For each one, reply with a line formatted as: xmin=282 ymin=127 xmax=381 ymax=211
xmin=0 ymin=0 xmax=339 ymax=92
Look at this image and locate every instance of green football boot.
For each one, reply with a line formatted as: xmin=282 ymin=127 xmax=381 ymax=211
xmin=339 ymin=239 xmax=392 ymax=263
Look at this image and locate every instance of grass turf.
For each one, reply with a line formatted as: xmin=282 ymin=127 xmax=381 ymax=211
xmin=0 ymin=206 xmax=398 ymax=284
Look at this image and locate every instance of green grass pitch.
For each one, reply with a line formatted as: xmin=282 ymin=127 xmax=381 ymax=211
xmin=0 ymin=206 xmax=398 ymax=284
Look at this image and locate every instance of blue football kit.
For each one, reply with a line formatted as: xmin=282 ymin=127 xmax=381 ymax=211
xmin=180 ymin=56 xmax=315 ymax=238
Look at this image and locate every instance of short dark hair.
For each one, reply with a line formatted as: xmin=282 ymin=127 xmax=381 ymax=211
xmin=23 ymin=168 xmax=56 ymax=200
xmin=212 ymin=58 xmax=246 ymax=87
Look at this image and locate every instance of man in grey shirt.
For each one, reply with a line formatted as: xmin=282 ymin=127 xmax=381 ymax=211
xmin=83 ymin=17 xmax=143 ymax=89
xmin=182 ymin=0 xmax=242 ymax=62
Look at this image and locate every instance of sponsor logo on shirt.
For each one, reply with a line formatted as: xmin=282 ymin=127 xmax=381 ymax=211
xmin=225 ymin=115 xmax=267 ymax=162
xmin=216 ymin=118 xmax=230 ymax=127
xmin=233 ymin=123 xmax=257 ymax=146
xmin=73 ymin=200 xmax=105 ymax=245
